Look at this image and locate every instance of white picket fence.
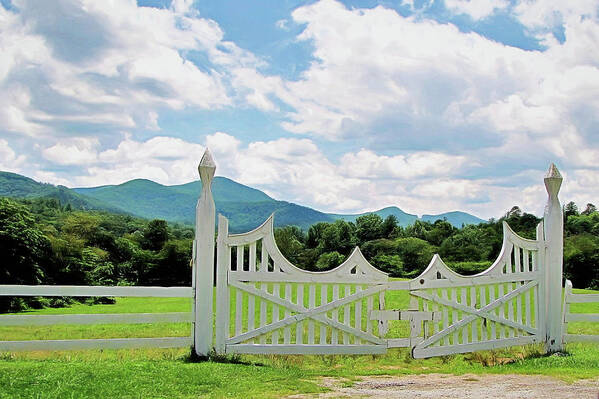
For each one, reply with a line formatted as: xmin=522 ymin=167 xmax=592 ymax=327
xmin=0 ymin=150 xmax=587 ymax=358
xmin=562 ymin=280 xmax=599 ymax=344
xmin=0 ymin=285 xmax=194 ymax=351
xmin=0 ymin=151 xmax=218 ymax=354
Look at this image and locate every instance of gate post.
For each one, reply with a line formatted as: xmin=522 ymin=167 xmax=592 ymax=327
xmin=543 ymin=163 xmax=564 ymax=352
xmin=193 ymin=149 xmax=216 ymax=357
xmin=214 ymin=214 xmax=229 ymax=355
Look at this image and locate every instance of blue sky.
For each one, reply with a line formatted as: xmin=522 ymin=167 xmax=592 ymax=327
xmin=1 ymin=0 xmax=598 ymax=219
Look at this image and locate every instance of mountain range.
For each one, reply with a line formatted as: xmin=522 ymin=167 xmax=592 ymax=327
xmin=0 ymin=171 xmax=485 ymax=232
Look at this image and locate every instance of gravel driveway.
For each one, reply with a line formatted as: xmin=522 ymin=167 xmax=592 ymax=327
xmin=290 ymin=374 xmax=599 ymax=398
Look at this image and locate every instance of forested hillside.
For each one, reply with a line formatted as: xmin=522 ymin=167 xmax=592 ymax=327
xmin=1 ymin=196 xmax=597 ymax=314
xmin=0 ymin=197 xmax=193 ymax=312
xmin=1 ymin=171 xmax=484 ymax=231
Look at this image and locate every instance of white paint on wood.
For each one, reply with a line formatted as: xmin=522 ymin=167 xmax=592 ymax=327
xmin=227 ymin=344 xmax=386 ymax=355
xmin=194 ymin=148 xmax=216 ymax=357
xmin=296 ymin=283 xmax=304 ymax=344
xmin=563 ymin=334 xmax=599 ymax=343
xmin=237 ymin=245 xmax=244 ymax=272
xmin=308 ymin=284 xmax=316 ymax=344
xmin=259 ymin=282 xmax=267 ymax=344
xmin=412 ymin=281 xmax=538 ymax=352
xmin=343 ymin=285 xmax=351 ymax=344
xmin=479 ymin=286 xmax=487 ymax=341
xmin=284 ymin=283 xmax=291 ymax=344
xmin=215 ymin=215 xmax=230 ymax=354
xmin=0 ymin=312 xmax=192 ymax=326
xmin=0 ymin=285 xmax=193 ymax=298
xmin=320 ymin=284 xmax=328 ymax=345
xmin=0 ymin=337 xmax=192 ymax=352
xmin=227 ymin=281 xmax=386 ymax=345
xmin=248 ymin=283 xmax=255 ymax=342
xmin=332 ymin=285 xmax=339 ymax=345
xmin=543 ymin=163 xmax=563 ymax=352
xmin=272 ymin=284 xmax=280 ymax=344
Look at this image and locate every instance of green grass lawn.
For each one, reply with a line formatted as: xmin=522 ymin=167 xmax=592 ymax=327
xmin=1 ymin=287 xmax=599 ymax=398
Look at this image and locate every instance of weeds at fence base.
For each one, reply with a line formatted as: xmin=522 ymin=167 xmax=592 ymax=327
xmin=464 ymin=344 xmax=551 ymax=367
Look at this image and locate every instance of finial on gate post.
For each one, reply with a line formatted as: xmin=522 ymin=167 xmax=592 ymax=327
xmin=544 ymin=163 xmax=562 ymax=200
xmin=198 ymin=148 xmax=216 ymax=184
xmin=543 ymin=162 xmax=564 ymax=353
xmin=193 ymin=148 xmax=217 ymax=358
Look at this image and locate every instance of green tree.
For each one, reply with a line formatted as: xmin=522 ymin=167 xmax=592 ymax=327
xmin=306 ymin=222 xmax=329 ymax=249
xmin=315 ymin=251 xmax=345 ymax=271
xmin=0 ymin=198 xmax=51 ymax=311
xmin=381 ymin=215 xmax=398 ymax=239
xmin=319 ymin=220 xmax=356 ymax=255
xmin=582 ymin=203 xmax=597 ymax=216
xmin=355 ymin=214 xmax=383 ymax=243
xmin=371 ymin=254 xmax=403 ymax=276
xmin=564 ymin=234 xmax=599 ymax=289
xmin=564 ymin=201 xmax=579 ymax=219
xmin=142 ymin=219 xmax=169 ymax=251
xmin=402 ymin=220 xmax=430 ymax=241
xmin=439 ymin=225 xmax=492 ymax=262
xmin=275 ymin=225 xmax=305 ymax=265
xmin=395 ymin=237 xmax=436 ymax=275
xmin=424 ymin=220 xmax=456 ymax=246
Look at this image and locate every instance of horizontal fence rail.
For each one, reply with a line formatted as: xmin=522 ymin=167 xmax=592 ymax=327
xmin=0 ymin=312 xmax=193 ymax=326
xmin=0 ymin=337 xmax=193 ymax=352
xmin=0 ymin=285 xmax=193 ymax=297
xmin=0 ymin=285 xmax=194 ymax=352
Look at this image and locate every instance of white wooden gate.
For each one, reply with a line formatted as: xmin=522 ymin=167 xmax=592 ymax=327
xmin=214 ymin=215 xmax=390 ymax=354
xmin=200 ymin=153 xmax=566 ymax=357
xmin=405 ymin=222 xmax=545 ymax=358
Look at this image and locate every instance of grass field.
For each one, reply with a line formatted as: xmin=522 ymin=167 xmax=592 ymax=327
xmin=1 ymin=287 xmax=599 ymax=398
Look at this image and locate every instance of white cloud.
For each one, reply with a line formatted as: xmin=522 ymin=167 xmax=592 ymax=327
xmin=513 ymin=0 xmax=598 ymax=31
xmin=445 ymin=0 xmax=509 ymax=20
xmin=0 ymin=0 xmax=264 ymax=136
xmin=338 ymin=150 xmax=468 ymax=179
xmin=77 ymin=135 xmax=206 ymax=186
xmin=275 ymin=19 xmax=289 ymax=30
xmin=231 ymin=0 xmax=599 ymax=173
xmin=42 ymin=137 xmax=100 ymax=166
xmin=32 ymin=170 xmax=72 ymax=187
xmin=0 ymin=139 xmax=26 ymax=173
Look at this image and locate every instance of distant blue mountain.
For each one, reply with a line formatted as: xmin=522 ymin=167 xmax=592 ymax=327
xmin=330 ymin=206 xmax=418 ymax=227
xmin=0 ymin=171 xmax=485 ymax=232
xmin=421 ymin=211 xmax=485 ymax=227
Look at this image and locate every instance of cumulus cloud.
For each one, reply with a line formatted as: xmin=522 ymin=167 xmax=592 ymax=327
xmin=513 ymin=0 xmax=598 ymax=32
xmin=0 ymin=0 xmax=264 ymax=137
xmin=445 ymin=0 xmax=509 ymax=20
xmin=0 ymin=139 xmax=26 ymax=173
xmin=231 ymin=0 xmax=599 ymax=175
xmin=42 ymin=137 xmax=100 ymax=165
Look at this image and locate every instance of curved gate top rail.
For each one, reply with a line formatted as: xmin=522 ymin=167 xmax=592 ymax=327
xmin=190 ymin=151 xmax=565 ymax=358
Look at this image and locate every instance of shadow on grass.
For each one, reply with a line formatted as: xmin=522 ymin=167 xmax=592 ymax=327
xmin=184 ymin=349 xmax=264 ymax=366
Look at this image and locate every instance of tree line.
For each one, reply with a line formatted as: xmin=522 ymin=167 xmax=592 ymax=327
xmin=1 ymin=196 xmax=598 ymax=313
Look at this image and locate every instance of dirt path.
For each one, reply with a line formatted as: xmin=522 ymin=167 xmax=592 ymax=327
xmin=290 ymin=374 xmax=599 ymax=398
